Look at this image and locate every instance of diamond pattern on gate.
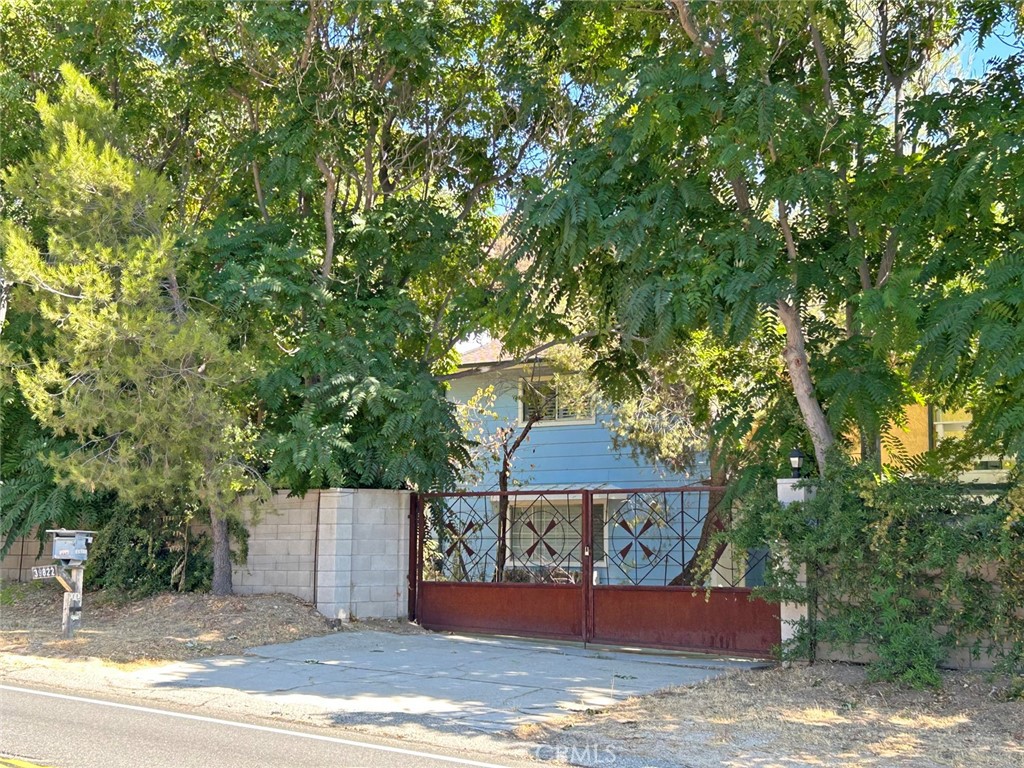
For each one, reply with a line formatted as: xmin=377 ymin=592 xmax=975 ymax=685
xmin=423 ymin=492 xmax=584 ymax=584
xmin=598 ymin=489 xmax=767 ymax=588
xmin=428 ymin=495 xmax=494 ymax=583
xmin=420 ymin=488 xmax=762 ymax=588
xmin=602 ymin=492 xmax=689 ymax=586
xmin=601 ymin=490 xmax=723 ymax=586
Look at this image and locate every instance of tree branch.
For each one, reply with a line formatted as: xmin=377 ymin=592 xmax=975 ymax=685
xmin=0 ymin=278 xmax=9 ymax=338
xmin=251 ymin=161 xmax=270 ymax=224
xmin=154 ymin=107 xmax=190 ymax=174
xmin=668 ymin=0 xmax=716 ymax=59
xmin=167 ymin=270 xmax=187 ymax=322
xmin=230 ymin=88 xmax=270 ymax=224
xmin=298 ymin=0 xmax=320 ymax=72
xmin=777 ymin=198 xmax=800 ymax=263
xmin=363 ymin=116 xmax=377 ymax=213
xmin=777 ymin=298 xmax=834 ymax=472
xmin=20 ymin=275 xmax=83 ymax=301
xmin=875 ymin=3 xmax=903 ymax=290
xmin=877 ymin=234 xmax=897 ymax=288
xmin=314 ymin=155 xmax=338 ymax=279
xmin=809 ymin=24 xmax=835 ymax=111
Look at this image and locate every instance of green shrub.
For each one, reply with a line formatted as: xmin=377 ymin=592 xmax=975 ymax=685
xmin=85 ymin=506 xmax=212 ymax=597
xmin=730 ymin=453 xmax=1023 ymax=687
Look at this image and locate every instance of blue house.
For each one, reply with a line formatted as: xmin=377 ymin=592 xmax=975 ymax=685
xmin=434 ymin=340 xmax=765 ymax=590
xmin=449 ymin=340 xmax=707 ymax=491
xmin=413 ymin=340 xmax=776 ymax=655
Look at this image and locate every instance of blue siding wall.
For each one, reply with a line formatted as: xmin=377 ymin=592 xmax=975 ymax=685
xmin=438 ymin=370 xmax=765 ymax=588
xmin=448 ymin=369 xmax=708 ymax=491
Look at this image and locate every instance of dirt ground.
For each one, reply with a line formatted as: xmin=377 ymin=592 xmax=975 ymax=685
xmin=0 ymin=580 xmax=422 ymax=663
xmin=2 ymin=582 xmax=1021 ymax=767
xmin=518 ymin=664 xmax=1024 ymax=768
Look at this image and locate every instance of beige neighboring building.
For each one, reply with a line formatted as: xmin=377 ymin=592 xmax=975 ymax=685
xmin=881 ymin=404 xmax=1012 ymax=484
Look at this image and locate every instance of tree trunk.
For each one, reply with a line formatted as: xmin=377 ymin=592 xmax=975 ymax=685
xmin=493 ymin=414 xmax=541 ymax=581
xmin=0 ymin=279 xmax=9 ymax=337
xmin=494 ymin=460 xmax=510 ymax=581
xmin=314 ymin=156 xmax=337 ymax=279
xmin=777 ymin=299 xmax=834 ymax=473
xmin=210 ymin=513 xmax=233 ymax=596
xmin=671 ymin=443 xmax=730 ymax=586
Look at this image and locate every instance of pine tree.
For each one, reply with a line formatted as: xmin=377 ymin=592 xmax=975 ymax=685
xmin=1 ymin=65 xmax=263 ymax=594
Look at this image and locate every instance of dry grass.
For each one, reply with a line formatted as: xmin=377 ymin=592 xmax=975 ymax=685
xmin=3 ymin=581 xmax=1021 ymax=766
xmin=0 ymin=580 xmax=348 ymax=664
xmin=518 ymin=664 xmax=1024 ymax=768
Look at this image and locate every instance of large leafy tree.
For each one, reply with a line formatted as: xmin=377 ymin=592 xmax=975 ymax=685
xmin=2 ymin=2 xmax=573 ymax=501
xmin=1 ymin=66 xmax=262 ymax=594
xmin=514 ymin=1 xmax=1021 ymax=474
xmin=0 ymin=0 xmax=212 ymax=560
xmin=158 ymin=1 xmax=572 ymax=492
xmin=912 ymin=52 xmax=1024 ymax=462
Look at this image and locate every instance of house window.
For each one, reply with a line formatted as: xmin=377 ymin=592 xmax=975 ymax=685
xmin=519 ymin=378 xmax=594 ymax=425
xmin=932 ymin=408 xmax=1011 ymax=479
xmin=509 ymin=500 xmax=607 ymax=566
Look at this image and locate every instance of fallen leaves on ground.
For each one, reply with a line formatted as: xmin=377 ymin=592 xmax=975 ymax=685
xmin=3 ymin=581 xmax=1020 ymax=767
xmin=0 ymin=581 xmax=421 ymax=664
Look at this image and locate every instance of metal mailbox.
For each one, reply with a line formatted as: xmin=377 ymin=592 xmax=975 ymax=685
xmin=48 ymin=529 xmax=95 ymax=564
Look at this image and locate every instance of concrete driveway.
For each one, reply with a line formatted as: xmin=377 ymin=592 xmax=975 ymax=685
xmin=137 ymin=631 xmax=765 ymax=733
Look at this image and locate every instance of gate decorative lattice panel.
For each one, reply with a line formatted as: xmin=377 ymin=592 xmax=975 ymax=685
xmin=414 ymin=486 xmax=780 ymax=655
xmin=423 ymin=491 xmax=588 ymax=584
xmin=594 ymin=489 xmax=768 ymax=588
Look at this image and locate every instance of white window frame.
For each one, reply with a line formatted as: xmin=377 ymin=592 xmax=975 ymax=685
xmin=517 ymin=376 xmax=595 ymax=428
xmin=932 ymin=407 xmax=1010 ymax=482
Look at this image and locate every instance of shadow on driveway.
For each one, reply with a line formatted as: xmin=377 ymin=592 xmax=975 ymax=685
xmin=138 ymin=631 xmax=767 ymax=733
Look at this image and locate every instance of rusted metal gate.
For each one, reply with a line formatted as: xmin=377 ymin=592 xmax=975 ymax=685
xmin=410 ymin=487 xmax=781 ymax=657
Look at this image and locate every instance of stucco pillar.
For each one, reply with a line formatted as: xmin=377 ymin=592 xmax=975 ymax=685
xmin=777 ymin=478 xmax=814 ymax=648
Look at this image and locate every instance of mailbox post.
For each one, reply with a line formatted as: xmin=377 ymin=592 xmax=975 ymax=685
xmin=37 ymin=529 xmax=95 ymax=638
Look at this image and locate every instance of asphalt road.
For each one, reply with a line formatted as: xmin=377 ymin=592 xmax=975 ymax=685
xmin=0 ymin=685 xmax=534 ymax=768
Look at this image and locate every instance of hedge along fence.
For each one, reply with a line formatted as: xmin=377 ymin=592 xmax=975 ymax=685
xmin=727 ymin=456 xmax=1023 ymax=688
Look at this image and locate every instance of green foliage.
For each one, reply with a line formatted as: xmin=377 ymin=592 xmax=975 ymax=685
xmin=595 ymin=322 xmax=798 ymax=482
xmin=1 ymin=65 xmax=265 ymax=593
xmin=911 ymin=55 xmax=1024 ymax=463
xmin=0 ymin=580 xmax=48 ymax=607
xmin=2 ymin=66 xmax=261 ymax=513
xmin=85 ymin=506 xmax=212 ymax=598
xmin=0 ymin=298 xmax=113 ymax=556
xmin=514 ymin=2 xmax=1024 ymax=472
xmin=3 ymin=3 xmax=1021 ymax=614
xmin=2 ymin=1 xmax=570 ymax=509
xmin=196 ymin=205 xmax=474 ymax=494
xmin=731 ymin=454 xmax=1024 ymax=686
xmin=160 ymin=1 xmax=569 ymax=494
xmin=0 ymin=424 xmax=112 ymax=558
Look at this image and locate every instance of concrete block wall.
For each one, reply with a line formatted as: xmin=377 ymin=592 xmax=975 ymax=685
xmin=233 ymin=488 xmax=411 ymax=621
xmin=233 ymin=491 xmax=320 ymax=602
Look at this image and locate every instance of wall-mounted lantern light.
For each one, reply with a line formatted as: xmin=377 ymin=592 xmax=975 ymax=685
xmin=789 ymin=448 xmax=804 ymax=479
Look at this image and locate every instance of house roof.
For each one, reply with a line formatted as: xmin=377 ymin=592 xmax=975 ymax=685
xmin=459 ymin=339 xmax=513 ymax=365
